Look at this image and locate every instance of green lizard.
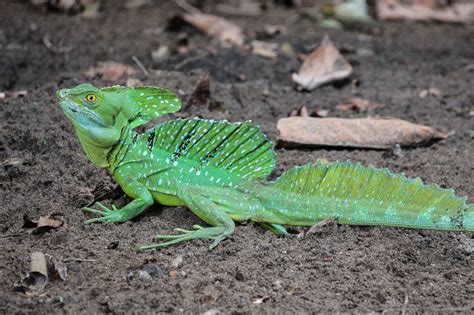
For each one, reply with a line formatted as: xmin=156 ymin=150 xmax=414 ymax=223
xmin=56 ymin=84 xmax=473 ymax=250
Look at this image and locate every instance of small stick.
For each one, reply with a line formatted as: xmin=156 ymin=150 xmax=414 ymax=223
xmin=0 ymin=233 xmax=26 ymax=240
xmin=132 ymin=56 xmax=149 ymax=76
xmin=174 ymin=54 xmax=205 ymax=70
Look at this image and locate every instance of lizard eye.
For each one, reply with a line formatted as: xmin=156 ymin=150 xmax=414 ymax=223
xmin=85 ymin=93 xmax=97 ymax=103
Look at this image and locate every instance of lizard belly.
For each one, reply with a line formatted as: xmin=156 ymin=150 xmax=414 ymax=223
xmin=152 ymin=191 xmax=185 ymax=206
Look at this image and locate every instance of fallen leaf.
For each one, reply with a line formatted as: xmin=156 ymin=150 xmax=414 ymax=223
xmin=15 ymin=252 xmax=48 ymax=294
xmin=277 ymin=117 xmax=447 ymax=149
xmin=251 ymin=41 xmax=278 ymax=59
xmin=52 ymin=258 xmax=68 ymax=281
xmin=182 ymin=13 xmax=245 ymax=47
xmin=335 ymin=97 xmax=383 ymax=112
xmin=376 ymin=0 xmax=474 ymax=23
xmin=23 ymin=213 xmax=65 ymax=234
xmin=292 ymin=35 xmax=353 ymax=90
xmin=86 ymin=61 xmax=137 ymax=81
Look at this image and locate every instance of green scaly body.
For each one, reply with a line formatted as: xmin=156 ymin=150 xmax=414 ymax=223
xmin=56 ymin=84 xmax=473 ymax=250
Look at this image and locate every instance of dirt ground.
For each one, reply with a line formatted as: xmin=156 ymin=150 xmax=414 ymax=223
xmin=1 ymin=0 xmax=473 ymax=313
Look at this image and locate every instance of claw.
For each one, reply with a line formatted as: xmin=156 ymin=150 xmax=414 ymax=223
xmin=84 ymin=216 xmax=109 ymax=224
xmin=82 ymin=207 xmax=106 ymax=215
xmin=81 ymin=202 xmax=126 ymax=223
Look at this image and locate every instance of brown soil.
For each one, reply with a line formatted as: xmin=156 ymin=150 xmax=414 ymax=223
xmin=1 ymin=1 xmax=473 ymax=313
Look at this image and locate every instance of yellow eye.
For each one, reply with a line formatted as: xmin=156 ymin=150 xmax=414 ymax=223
xmin=85 ymin=94 xmax=97 ymax=103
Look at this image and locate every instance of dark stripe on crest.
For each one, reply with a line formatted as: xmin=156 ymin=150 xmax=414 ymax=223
xmin=147 ymin=131 xmax=155 ymax=151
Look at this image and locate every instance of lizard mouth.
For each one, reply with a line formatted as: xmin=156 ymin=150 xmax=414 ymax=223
xmin=59 ymin=98 xmax=108 ymax=128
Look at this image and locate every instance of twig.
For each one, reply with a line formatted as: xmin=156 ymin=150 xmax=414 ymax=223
xmin=173 ymin=0 xmax=201 ymax=14
xmin=132 ymin=56 xmax=149 ymax=76
xmin=174 ymin=54 xmax=206 ymax=70
xmin=63 ymin=258 xmax=97 ymax=263
xmin=0 ymin=233 xmax=26 ymax=240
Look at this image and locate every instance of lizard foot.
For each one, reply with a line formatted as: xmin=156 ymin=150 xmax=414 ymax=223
xmin=82 ymin=202 xmax=128 ymax=224
xmin=139 ymin=225 xmax=231 ymax=251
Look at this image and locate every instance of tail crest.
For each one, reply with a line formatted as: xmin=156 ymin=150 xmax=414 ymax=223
xmin=270 ymin=161 xmax=473 ymax=231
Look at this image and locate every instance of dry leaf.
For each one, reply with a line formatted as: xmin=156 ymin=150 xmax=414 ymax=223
xmin=335 ymin=97 xmax=383 ymax=112
xmin=277 ymin=117 xmax=447 ymax=149
xmin=292 ymin=35 xmax=353 ymax=90
xmin=251 ymin=41 xmax=278 ymax=59
xmin=86 ymin=61 xmax=137 ymax=81
xmin=15 ymin=252 xmax=48 ymax=294
xmin=182 ymin=13 xmax=245 ymax=47
xmin=52 ymin=258 xmax=68 ymax=281
xmin=377 ymin=0 xmax=474 ymax=23
xmin=23 ymin=213 xmax=65 ymax=234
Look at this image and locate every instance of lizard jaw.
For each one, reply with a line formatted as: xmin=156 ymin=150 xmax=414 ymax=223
xmin=58 ymin=98 xmax=108 ymax=129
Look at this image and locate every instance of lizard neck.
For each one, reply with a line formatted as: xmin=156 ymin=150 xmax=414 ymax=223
xmin=106 ymin=125 xmax=136 ymax=173
xmin=76 ymin=131 xmax=116 ymax=168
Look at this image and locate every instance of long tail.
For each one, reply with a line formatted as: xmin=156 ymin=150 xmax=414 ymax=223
xmin=255 ymin=161 xmax=473 ymax=232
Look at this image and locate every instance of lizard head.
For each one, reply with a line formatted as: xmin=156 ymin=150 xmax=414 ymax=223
xmin=56 ymin=83 xmax=182 ymax=167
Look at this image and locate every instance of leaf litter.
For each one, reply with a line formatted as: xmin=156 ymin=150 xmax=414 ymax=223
xmin=22 ymin=213 xmax=65 ymax=234
xmin=181 ymin=13 xmax=245 ymax=47
xmin=292 ymin=35 xmax=353 ymax=90
xmin=376 ymin=0 xmax=474 ymax=23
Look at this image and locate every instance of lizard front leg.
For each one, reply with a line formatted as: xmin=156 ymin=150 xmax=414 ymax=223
xmin=139 ymin=185 xmax=239 ymax=251
xmin=83 ymin=173 xmax=153 ymax=223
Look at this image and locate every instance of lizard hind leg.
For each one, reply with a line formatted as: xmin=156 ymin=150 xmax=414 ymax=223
xmin=139 ymin=186 xmax=237 ymax=251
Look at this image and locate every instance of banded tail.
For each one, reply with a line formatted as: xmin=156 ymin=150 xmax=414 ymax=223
xmin=256 ymin=161 xmax=473 ymax=232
